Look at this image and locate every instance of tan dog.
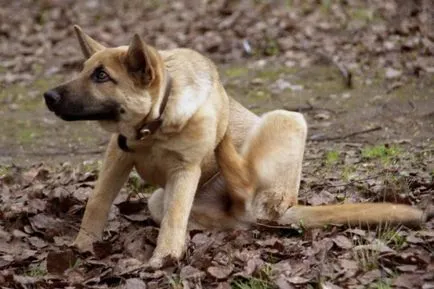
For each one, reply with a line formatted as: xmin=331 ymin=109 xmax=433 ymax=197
xmin=44 ymin=25 xmax=428 ymax=268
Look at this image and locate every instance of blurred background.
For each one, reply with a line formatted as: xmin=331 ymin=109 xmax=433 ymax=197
xmin=0 ymin=0 xmax=432 ymax=164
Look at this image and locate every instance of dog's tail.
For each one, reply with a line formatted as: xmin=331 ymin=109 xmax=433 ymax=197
xmin=274 ymin=203 xmax=428 ymax=228
xmin=215 ymin=130 xmax=256 ymax=205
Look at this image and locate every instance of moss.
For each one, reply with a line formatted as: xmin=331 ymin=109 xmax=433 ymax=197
xmin=247 ymin=89 xmax=271 ymax=102
xmin=223 ymin=66 xmax=249 ymax=78
xmin=255 ymin=67 xmax=296 ymax=82
xmin=17 ymin=128 xmax=39 ymax=144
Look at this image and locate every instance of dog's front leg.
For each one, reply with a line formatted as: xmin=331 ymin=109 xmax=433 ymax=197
xmin=74 ymin=136 xmax=134 ymax=252
xmin=149 ymin=165 xmax=201 ymax=267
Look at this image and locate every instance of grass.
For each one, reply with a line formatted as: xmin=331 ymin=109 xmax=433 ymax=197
xmin=246 ymin=89 xmax=271 ymax=102
xmin=0 ymin=166 xmax=10 ymax=177
xmin=17 ymin=127 xmax=39 ymax=144
xmin=342 ymin=165 xmax=356 ymax=182
xmin=353 ymin=240 xmax=380 ymax=271
xmin=80 ymin=160 xmax=101 ymax=173
xmin=378 ymin=225 xmax=406 ymax=250
xmin=325 ymin=150 xmax=340 ymax=165
xmin=71 ymin=258 xmax=82 ymax=269
xmin=371 ymin=280 xmax=392 ymax=289
xmin=263 ymin=38 xmax=280 ymax=56
xmin=167 ymin=274 xmax=183 ymax=289
xmin=352 ymin=223 xmax=405 ymax=271
xmin=232 ymin=277 xmax=272 ymax=289
xmin=126 ymin=170 xmax=156 ymax=196
xmin=232 ymin=264 xmax=273 ymax=289
xmin=362 ymin=144 xmax=400 ymax=163
xmin=223 ymin=66 xmax=249 ymax=78
xmin=26 ymin=265 xmax=46 ymax=277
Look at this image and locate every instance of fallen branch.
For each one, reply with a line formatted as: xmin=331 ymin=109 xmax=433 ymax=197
xmin=309 ymin=126 xmax=382 ymax=142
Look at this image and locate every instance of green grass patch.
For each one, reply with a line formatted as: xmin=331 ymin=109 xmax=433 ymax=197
xmin=17 ymin=127 xmax=39 ymax=144
xmin=370 ymin=280 xmax=392 ymax=289
xmin=325 ymin=150 xmax=340 ymax=165
xmin=0 ymin=166 xmax=10 ymax=177
xmin=362 ymin=144 xmax=400 ymax=163
xmin=232 ymin=265 xmax=273 ymax=289
xmin=246 ymin=89 xmax=271 ymax=102
xmin=352 ymin=223 xmax=405 ymax=271
xmin=223 ymin=66 xmax=249 ymax=78
xmin=232 ymin=277 xmax=272 ymax=289
xmin=379 ymin=225 xmax=406 ymax=250
xmin=26 ymin=265 xmax=47 ymax=277
xmin=167 ymin=274 xmax=182 ymax=289
xmin=342 ymin=165 xmax=356 ymax=182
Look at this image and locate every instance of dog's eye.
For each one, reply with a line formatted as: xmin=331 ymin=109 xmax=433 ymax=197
xmin=92 ymin=69 xmax=110 ymax=83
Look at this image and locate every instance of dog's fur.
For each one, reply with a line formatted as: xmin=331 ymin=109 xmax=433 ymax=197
xmin=44 ymin=26 xmax=428 ymax=267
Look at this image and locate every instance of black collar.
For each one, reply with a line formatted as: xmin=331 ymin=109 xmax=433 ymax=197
xmin=117 ymin=74 xmax=172 ymax=152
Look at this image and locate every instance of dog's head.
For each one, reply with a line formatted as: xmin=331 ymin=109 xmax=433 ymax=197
xmin=44 ymin=25 xmax=165 ymax=137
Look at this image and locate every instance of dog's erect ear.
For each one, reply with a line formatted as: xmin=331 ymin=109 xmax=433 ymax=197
xmin=73 ymin=25 xmax=105 ymax=59
xmin=125 ymin=34 xmax=155 ymax=85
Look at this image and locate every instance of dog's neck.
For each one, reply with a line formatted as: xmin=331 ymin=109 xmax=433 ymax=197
xmin=117 ymin=72 xmax=172 ymax=152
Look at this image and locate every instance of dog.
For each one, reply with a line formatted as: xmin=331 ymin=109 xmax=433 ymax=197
xmin=44 ymin=25 xmax=429 ymax=268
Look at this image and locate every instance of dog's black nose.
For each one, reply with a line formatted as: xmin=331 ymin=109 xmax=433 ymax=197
xmin=43 ymin=90 xmax=61 ymax=110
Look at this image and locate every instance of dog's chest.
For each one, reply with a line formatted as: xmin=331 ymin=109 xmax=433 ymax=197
xmin=133 ymin=150 xmax=170 ymax=187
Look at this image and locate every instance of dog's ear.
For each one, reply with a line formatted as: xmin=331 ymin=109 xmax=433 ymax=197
xmin=73 ymin=25 xmax=105 ymax=59
xmin=125 ymin=34 xmax=155 ymax=85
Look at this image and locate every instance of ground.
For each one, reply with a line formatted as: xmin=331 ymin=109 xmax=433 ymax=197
xmin=0 ymin=0 xmax=433 ymax=288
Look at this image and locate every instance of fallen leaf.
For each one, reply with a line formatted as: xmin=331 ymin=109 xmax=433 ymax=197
xmin=287 ymin=276 xmax=310 ymax=284
xmin=207 ymin=265 xmax=233 ymax=280
xmin=46 ymin=249 xmax=77 ymax=275
xmin=393 ymin=273 xmax=423 ymax=289
xmin=123 ymin=278 xmax=147 ymax=289
xmin=180 ymin=265 xmax=205 ymax=279
xmin=333 ymin=235 xmax=353 ymax=249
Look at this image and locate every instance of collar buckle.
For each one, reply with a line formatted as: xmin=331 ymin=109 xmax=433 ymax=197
xmin=139 ymin=128 xmax=151 ymax=140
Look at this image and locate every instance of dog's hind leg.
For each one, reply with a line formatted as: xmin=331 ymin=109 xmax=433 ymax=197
xmin=148 ymin=188 xmax=165 ymax=224
xmin=217 ymin=110 xmax=307 ymax=220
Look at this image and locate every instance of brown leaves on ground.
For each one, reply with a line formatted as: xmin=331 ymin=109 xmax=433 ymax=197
xmin=0 ymin=141 xmax=433 ymax=288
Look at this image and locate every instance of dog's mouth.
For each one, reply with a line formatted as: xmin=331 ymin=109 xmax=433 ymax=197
xmin=53 ymin=104 xmax=120 ymax=121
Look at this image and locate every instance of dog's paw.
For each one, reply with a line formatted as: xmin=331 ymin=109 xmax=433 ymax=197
xmin=72 ymin=234 xmax=95 ymax=253
xmin=252 ymin=190 xmax=293 ymax=220
xmin=148 ymin=254 xmax=178 ymax=269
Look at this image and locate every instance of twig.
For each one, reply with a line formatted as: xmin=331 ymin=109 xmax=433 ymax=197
xmin=317 ymin=51 xmax=353 ymax=88
xmin=309 ymin=126 xmax=382 ymax=142
xmin=284 ymin=100 xmax=337 ymax=114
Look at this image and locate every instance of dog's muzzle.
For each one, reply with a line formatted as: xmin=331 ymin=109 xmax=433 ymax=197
xmin=43 ymin=87 xmax=120 ymax=121
xmin=43 ymin=90 xmax=61 ymax=112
